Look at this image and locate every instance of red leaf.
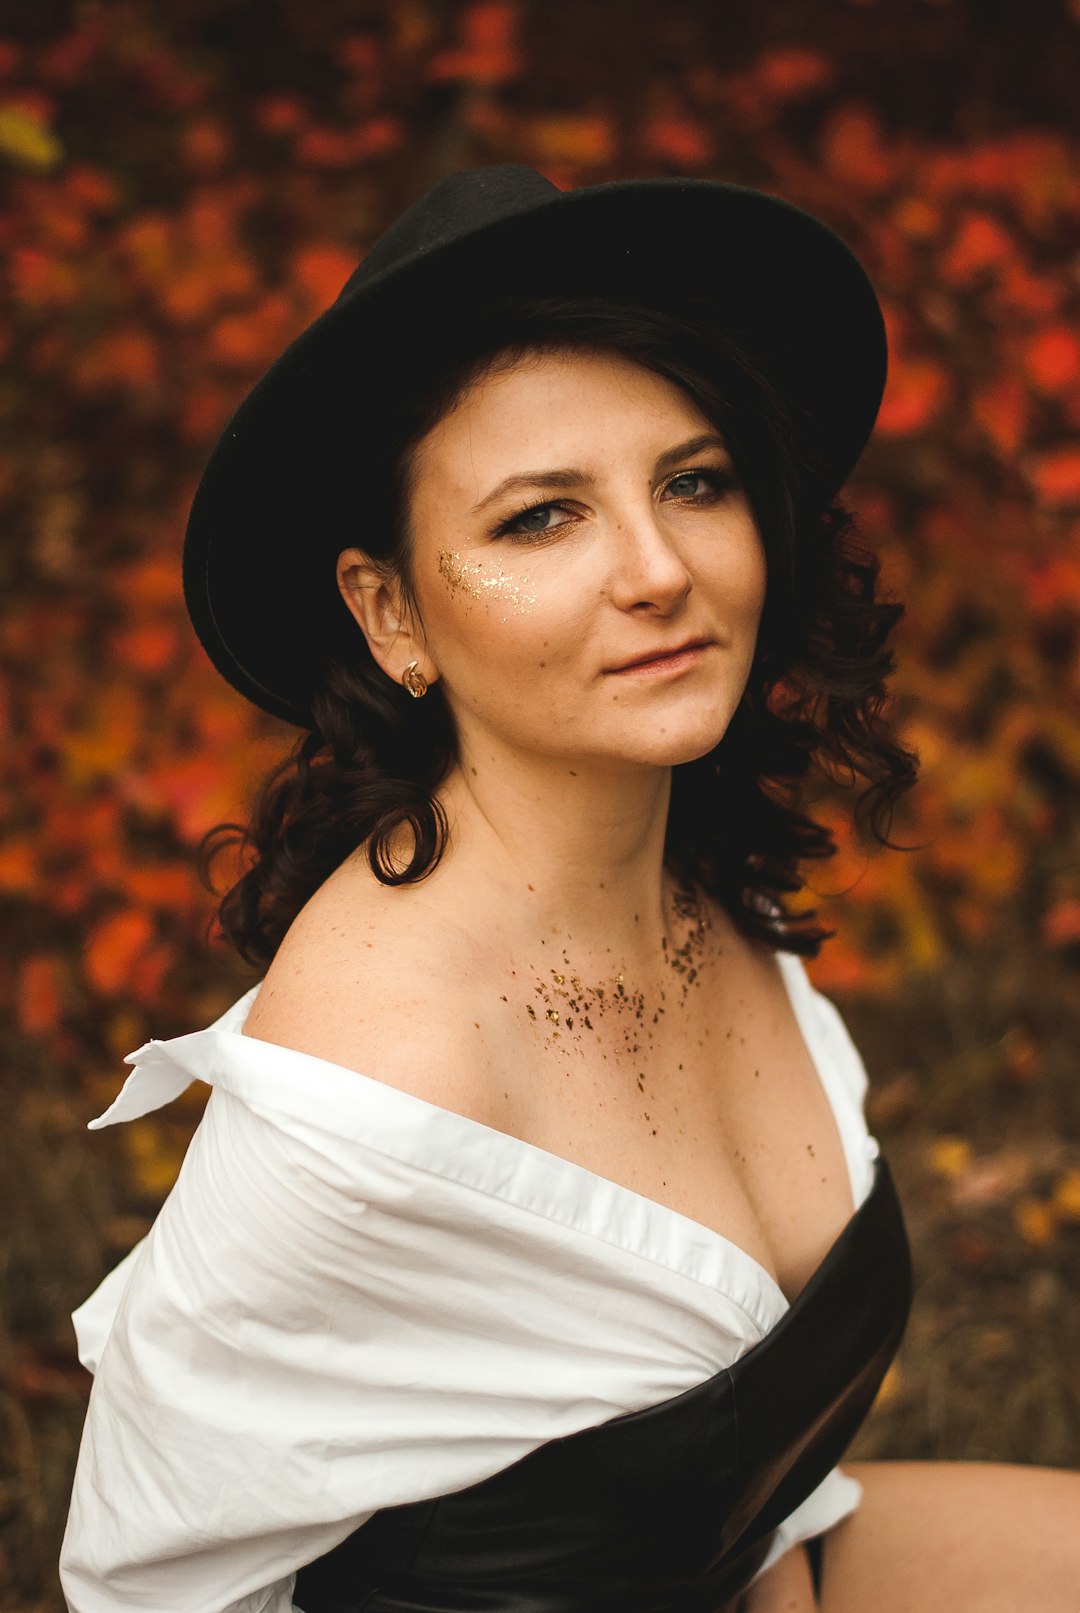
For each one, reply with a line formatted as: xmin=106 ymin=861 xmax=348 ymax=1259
xmin=941 ymin=211 xmax=1014 ymax=285
xmin=1024 ymin=327 xmax=1080 ymax=395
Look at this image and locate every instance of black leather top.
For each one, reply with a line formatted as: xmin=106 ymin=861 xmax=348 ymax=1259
xmin=294 ymin=1152 xmax=912 ymax=1613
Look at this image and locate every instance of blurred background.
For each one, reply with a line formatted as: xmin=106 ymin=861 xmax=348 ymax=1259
xmin=1 ymin=0 xmax=1079 ymax=1605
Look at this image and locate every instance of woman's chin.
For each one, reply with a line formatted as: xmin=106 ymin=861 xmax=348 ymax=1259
xmin=604 ymin=721 xmax=733 ymax=771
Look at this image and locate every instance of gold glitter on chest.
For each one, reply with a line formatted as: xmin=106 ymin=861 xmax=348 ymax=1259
xmin=437 ymin=548 xmax=538 ymax=617
xmin=512 ymin=886 xmax=714 ymax=1113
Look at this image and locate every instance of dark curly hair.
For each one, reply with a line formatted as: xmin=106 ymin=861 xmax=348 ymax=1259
xmin=196 ymin=291 xmax=920 ymax=973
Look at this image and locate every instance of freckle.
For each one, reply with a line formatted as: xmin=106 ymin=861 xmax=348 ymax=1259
xmin=539 ymin=661 xmax=546 ymax=668
xmin=474 ymin=1022 xmax=479 ymax=1029
xmin=470 ymin=766 xmax=477 ymax=775
xmin=807 ymin=1143 xmax=815 ymax=1155
xmin=568 ymin=770 xmax=577 ymax=776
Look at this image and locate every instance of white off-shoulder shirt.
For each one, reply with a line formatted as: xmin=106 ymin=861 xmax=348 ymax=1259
xmin=60 ymin=948 xmax=882 ymax=1613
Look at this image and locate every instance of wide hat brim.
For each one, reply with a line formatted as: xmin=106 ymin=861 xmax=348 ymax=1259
xmin=182 ymin=165 xmax=888 ymax=729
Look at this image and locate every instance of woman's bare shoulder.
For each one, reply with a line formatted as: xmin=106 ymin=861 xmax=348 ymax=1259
xmin=241 ymin=856 xmax=504 ymax=1121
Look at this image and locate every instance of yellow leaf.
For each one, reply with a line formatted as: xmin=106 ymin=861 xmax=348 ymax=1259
xmin=1014 ymin=1196 xmax=1056 ymax=1247
xmin=929 ymin=1136 xmax=971 ymax=1178
xmin=0 ymin=103 xmax=64 ymax=171
xmin=1052 ymin=1170 xmax=1080 ymax=1221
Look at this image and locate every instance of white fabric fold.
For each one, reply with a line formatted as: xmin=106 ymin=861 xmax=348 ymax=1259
xmin=60 ymin=951 xmax=877 ymax=1613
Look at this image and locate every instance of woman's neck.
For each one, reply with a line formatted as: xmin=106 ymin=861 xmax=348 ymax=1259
xmin=434 ymin=755 xmax=697 ymax=978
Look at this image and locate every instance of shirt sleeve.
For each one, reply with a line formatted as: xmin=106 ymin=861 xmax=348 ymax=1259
xmin=60 ymin=1078 xmax=625 ymax=1613
xmin=60 ymin=1087 xmax=383 ymax=1613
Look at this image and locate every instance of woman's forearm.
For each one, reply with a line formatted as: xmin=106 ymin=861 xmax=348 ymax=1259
xmin=737 ymin=1542 xmax=818 ymax=1613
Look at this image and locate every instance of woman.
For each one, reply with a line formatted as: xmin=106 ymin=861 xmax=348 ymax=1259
xmin=61 ymin=165 xmax=1080 ymax=1612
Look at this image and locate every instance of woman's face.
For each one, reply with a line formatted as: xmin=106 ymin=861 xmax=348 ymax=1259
xmin=342 ymin=346 xmax=768 ymax=773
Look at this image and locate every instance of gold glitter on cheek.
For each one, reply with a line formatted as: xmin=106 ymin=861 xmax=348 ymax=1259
xmin=437 ymin=548 xmax=538 ymax=616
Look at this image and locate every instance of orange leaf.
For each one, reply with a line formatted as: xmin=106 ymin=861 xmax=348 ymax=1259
xmin=1053 ymin=1169 xmax=1080 ymax=1220
xmin=756 ymin=47 xmax=832 ymax=99
xmin=109 ymin=623 xmax=179 ymax=676
xmin=254 ymin=95 xmax=304 ymax=135
xmin=181 ymin=117 xmax=231 ymax=172
xmin=941 ymin=211 xmax=1014 ymax=284
xmin=876 ymin=359 xmax=949 ymax=437
xmin=527 ymin=113 xmax=615 ymax=168
xmin=74 ymin=328 xmax=161 ymax=395
xmin=642 ymin=113 xmax=711 ymax=167
xmin=85 ymin=909 xmax=155 ymax=996
xmin=124 ymin=865 xmax=196 ymax=910
xmin=1041 ymin=896 xmax=1080 ymax=948
xmin=115 ymin=557 xmax=180 ymax=609
xmin=973 ymin=375 xmax=1028 ymax=456
xmin=819 ymin=105 xmax=894 ymax=192
xmin=128 ymin=941 xmax=174 ymax=1005
xmin=209 ymin=293 xmax=292 ymax=368
xmin=427 ymin=2 xmax=521 ymax=87
xmin=1014 ymin=1196 xmax=1056 ymax=1247
xmin=892 ymin=196 xmax=940 ymax=241
xmin=1029 ymin=446 xmax=1080 ymax=506
xmin=0 ymin=836 xmax=37 ymax=892
xmin=338 ymin=35 xmax=379 ymax=74
xmin=293 ymin=242 xmax=356 ymax=312
xmin=295 ymin=126 xmax=357 ymax=168
xmin=17 ymin=953 xmax=63 ymax=1035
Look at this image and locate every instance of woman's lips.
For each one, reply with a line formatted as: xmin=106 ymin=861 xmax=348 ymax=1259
xmin=606 ymin=643 xmax=711 ymax=677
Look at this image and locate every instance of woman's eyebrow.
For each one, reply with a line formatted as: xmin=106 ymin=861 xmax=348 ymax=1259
xmin=468 ymin=432 xmax=729 ymax=515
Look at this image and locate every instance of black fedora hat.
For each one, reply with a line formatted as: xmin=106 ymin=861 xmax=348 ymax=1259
xmin=182 ymin=163 xmax=888 ymax=730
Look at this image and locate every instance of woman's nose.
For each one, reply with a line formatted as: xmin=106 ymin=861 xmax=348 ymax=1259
xmin=606 ymin=502 xmax=694 ymax=613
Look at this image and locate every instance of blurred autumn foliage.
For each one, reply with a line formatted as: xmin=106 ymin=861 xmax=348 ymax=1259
xmin=1 ymin=0 xmax=1080 ymax=1604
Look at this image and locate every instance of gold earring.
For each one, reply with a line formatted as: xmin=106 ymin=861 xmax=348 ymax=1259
xmin=401 ymin=660 xmax=428 ymax=699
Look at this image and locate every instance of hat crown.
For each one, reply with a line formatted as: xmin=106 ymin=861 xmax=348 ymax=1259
xmin=337 ymin=164 xmax=561 ymax=301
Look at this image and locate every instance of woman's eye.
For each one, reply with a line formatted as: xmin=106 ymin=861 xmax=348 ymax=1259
xmin=496 ymin=502 xmax=572 ymax=540
xmin=665 ymin=469 xmax=732 ymax=500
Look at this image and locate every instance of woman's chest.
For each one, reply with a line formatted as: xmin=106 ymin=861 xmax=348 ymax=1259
xmin=489 ymin=941 xmax=858 ymax=1304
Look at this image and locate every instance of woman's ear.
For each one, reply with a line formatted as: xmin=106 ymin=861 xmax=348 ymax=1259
xmin=336 ymin=548 xmax=439 ymax=689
